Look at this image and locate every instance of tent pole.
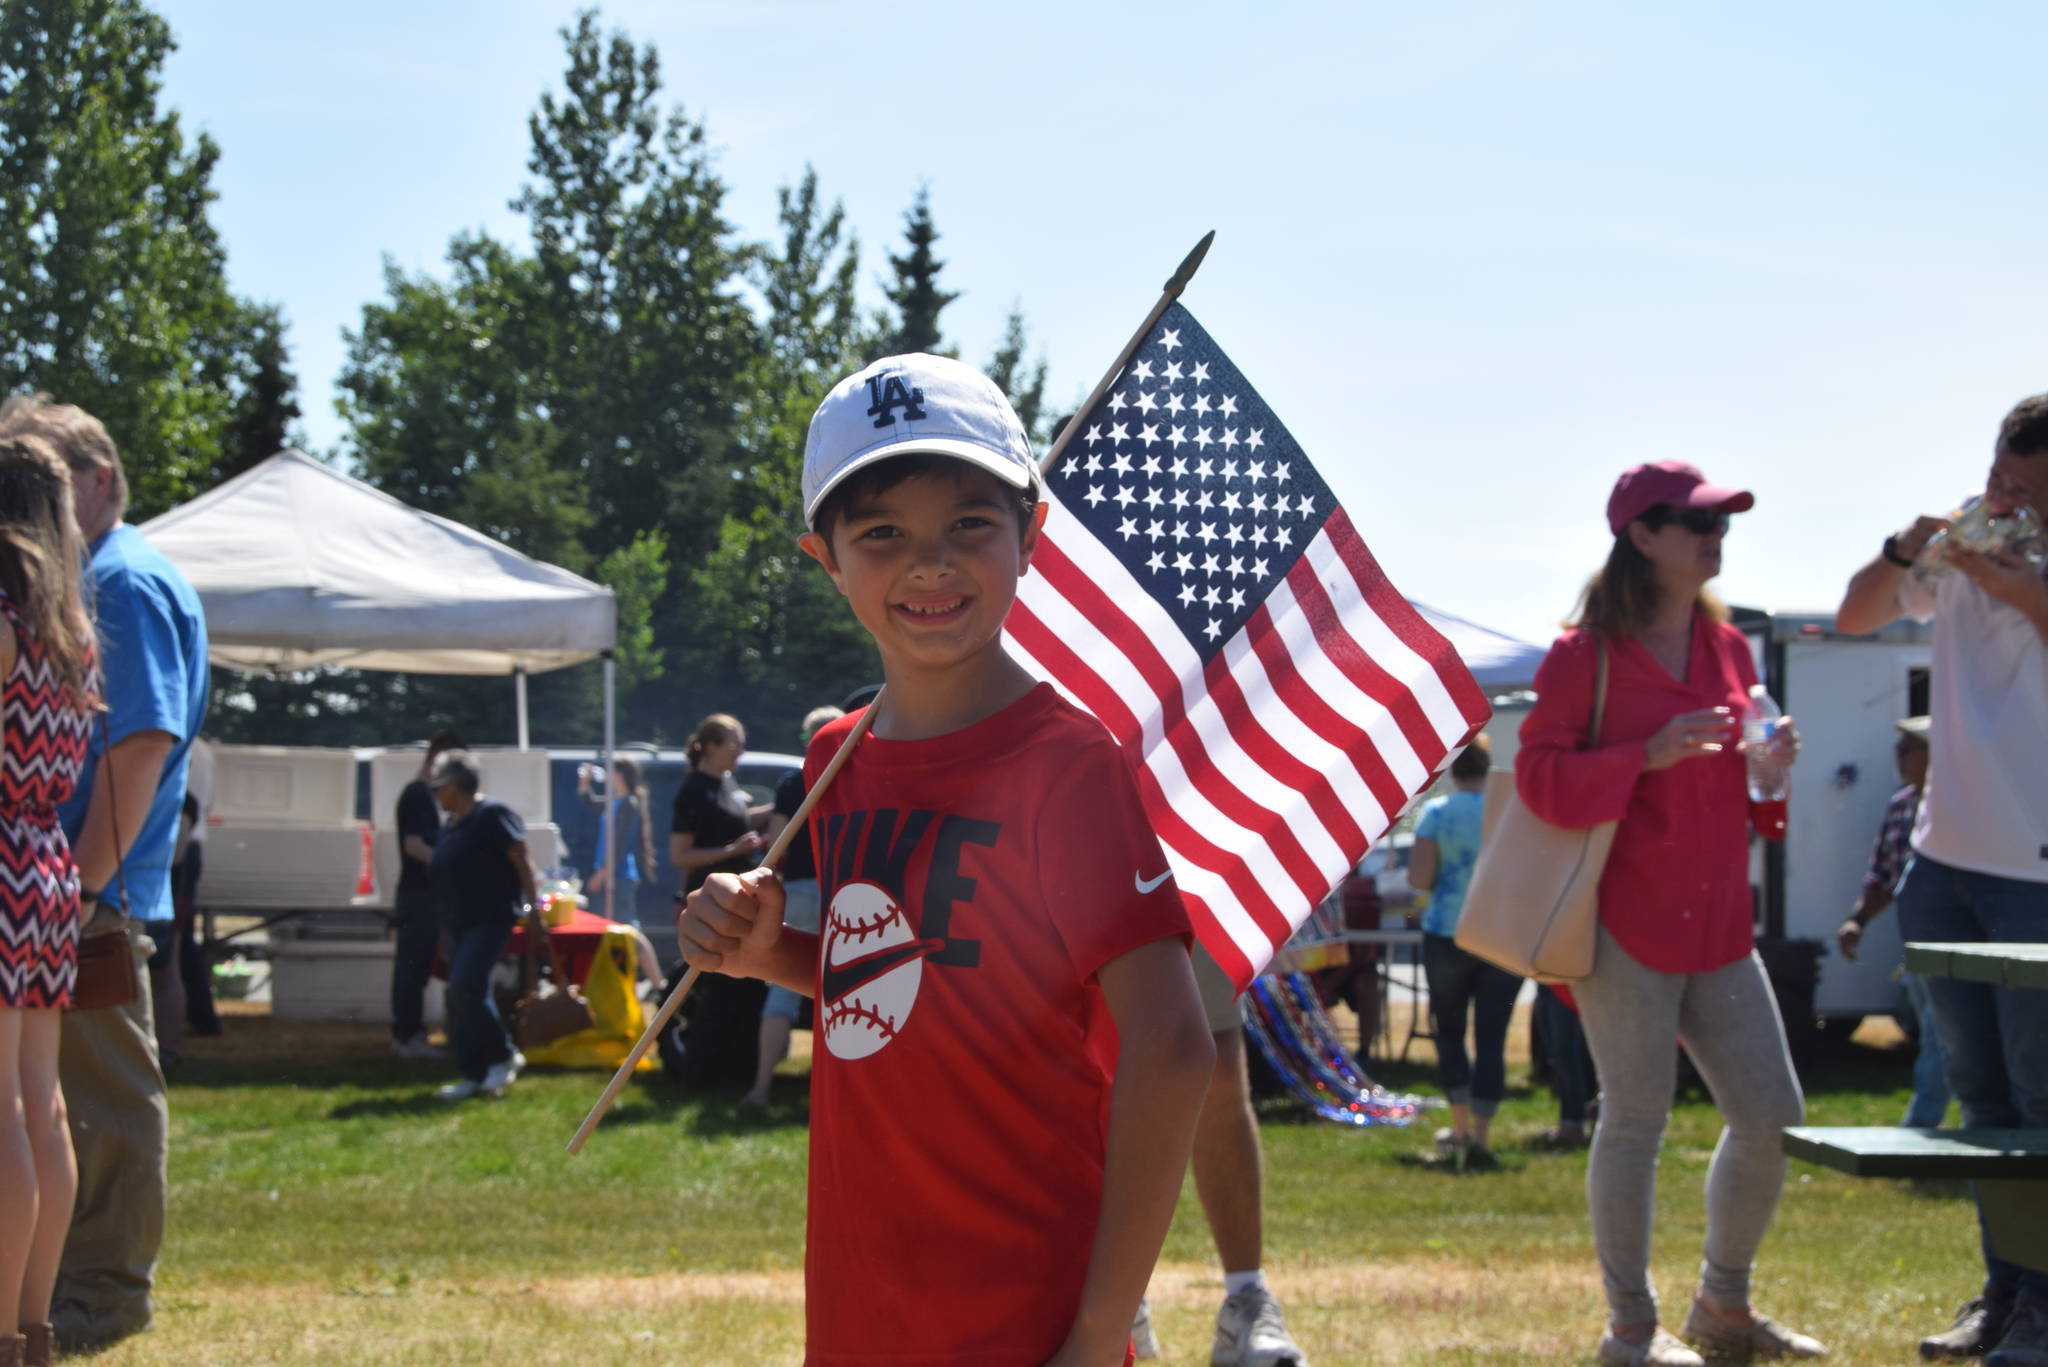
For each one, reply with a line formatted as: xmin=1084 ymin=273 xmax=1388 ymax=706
xmin=601 ymin=651 xmax=615 ymax=923
xmin=515 ymin=668 xmax=530 ymax=751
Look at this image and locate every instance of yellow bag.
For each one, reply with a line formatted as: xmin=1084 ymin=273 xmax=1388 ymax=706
xmin=523 ymin=926 xmax=657 ymax=1072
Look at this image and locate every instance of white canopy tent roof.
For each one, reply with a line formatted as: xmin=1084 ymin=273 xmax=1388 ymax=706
xmin=1410 ymin=600 xmax=1547 ymax=694
xmin=139 ymin=450 xmax=615 ymax=676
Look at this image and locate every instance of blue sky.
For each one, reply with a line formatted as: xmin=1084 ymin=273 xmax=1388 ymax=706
xmin=153 ymin=1 xmax=2048 ymax=648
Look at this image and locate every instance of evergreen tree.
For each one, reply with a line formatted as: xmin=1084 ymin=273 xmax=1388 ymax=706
xmin=882 ymin=187 xmax=958 ymax=357
xmin=338 ymin=10 xmax=760 ymax=744
xmin=216 ymin=302 xmax=303 ymax=482
xmin=984 ymin=304 xmax=1049 ymax=447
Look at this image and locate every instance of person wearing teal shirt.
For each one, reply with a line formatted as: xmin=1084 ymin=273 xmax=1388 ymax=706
xmin=1411 ymin=734 xmax=1521 ymax=1166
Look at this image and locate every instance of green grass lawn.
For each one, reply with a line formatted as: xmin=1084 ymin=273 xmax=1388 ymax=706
xmin=78 ymin=1015 xmax=1982 ymax=1365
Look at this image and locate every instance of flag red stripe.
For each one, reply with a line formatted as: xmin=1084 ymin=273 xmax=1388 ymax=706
xmin=1236 ymin=598 xmax=1413 ymax=821
xmin=1004 ymin=595 xmax=1144 ymax=746
xmin=1034 ymin=542 xmax=1338 ymax=900
xmin=1176 ymin=884 xmax=1253 ymax=986
xmin=1324 ymin=507 xmax=1493 ymax=729
xmin=1282 ymin=554 xmax=1447 ymax=776
xmin=1031 ymin=538 xmax=1186 ymax=703
xmin=1127 ymin=763 xmax=1299 ymax=953
xmin=1005 ymin=598 xmax=1299 ymax=945
xmin=1196 ymin=646 xmax=1370 ymax=858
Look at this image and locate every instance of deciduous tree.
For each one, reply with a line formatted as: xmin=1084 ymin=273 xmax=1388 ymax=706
xmin=0 ymin=0 xmax=258 ymax=516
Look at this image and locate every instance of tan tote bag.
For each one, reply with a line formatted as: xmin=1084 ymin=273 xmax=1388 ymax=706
xmin=1454 ymin=639 xmax=1613 ymax=982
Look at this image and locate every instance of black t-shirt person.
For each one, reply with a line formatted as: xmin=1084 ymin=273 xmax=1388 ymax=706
xmin=773 ymin=767 xmax=815 ymax=883
xmin=395 ymin=778 xmax=441 ymax=896
xmin=429 ymin=799 xmax=526 ymax=933
xmin=670 ymin=768 xmax=753 ymax=892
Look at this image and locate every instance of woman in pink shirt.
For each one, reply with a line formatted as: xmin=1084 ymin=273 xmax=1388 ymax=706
xmin=1518 ymin=462 xmax=1823 ymax=1367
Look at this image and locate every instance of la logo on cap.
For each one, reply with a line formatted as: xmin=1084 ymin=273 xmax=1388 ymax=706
xmin=865 ymin=373 xmax=927 ymax=429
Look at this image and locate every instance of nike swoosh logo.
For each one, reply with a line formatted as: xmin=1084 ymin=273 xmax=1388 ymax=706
xmin=820 ymin=938 xmax=945 ymax=1003
xmin=1134 ymin=869 xmax=1174 ymax=895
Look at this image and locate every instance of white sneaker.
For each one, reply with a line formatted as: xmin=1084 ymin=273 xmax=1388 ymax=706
xmin=392 ymin=1032 xmax=447 ymax=1060
xmin=437 ymin=1078 xmax=481 ymax=1103
xmin=1132 ymin=1296 xmax=1161 ymax=1358
xmin=1213 ymin=1285 xmax=1307 ymax=1367
xmin=481 ymin=1050 xmax=525 ymax=1097
xmin=1597 ymin=1328 xmax=1705 ymax=1367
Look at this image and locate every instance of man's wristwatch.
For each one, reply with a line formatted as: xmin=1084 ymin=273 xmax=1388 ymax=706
xmin=1881 ymin=535 xmax=1915 ymax=569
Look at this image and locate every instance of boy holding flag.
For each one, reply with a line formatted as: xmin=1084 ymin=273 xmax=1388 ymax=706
xmin=676 ymin=354 xmax=1215 ymax=1367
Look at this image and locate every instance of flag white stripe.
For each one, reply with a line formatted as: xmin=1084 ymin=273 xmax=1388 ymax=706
xmin=1013 ymin=600 xmax=1297 ymax=956
xmin=1004 ymin=635 xmax=1086 ymax=713
xmin=1030 ymin=495 xmax=1207 ymax=686
xmin=1015 ymin=575 xmax=1171 ymax=752
xmin=1263 ymin=576 xmax=1434 ymax=795
xmin=1016 ymin=571 xmax=1323 ymax=911
xmin=1041 ymin=526 xmax=1354 ymax=878
xmin=1214 ymin=628 xmax=1395 ymax=842
xmin=1304 ymin=531 xmax=1476 ymax=749
xmin=1157 ymin=834 xmax=1273 ymax=969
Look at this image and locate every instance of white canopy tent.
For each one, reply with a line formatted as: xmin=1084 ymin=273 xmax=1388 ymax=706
xmin=1410 ymin=600 xmax=1547 ymax=694
xmin=140 ymin=449 xmax=615 ymax=682
xmin=141 ymin=449 xmax=627 ymax=912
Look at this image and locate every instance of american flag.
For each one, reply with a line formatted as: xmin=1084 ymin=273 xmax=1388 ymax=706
xmin=1007 ymin=303 xmax=1490 ymax=987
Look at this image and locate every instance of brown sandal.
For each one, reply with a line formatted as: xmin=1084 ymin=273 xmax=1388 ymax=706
xmin=20 ymin=1323 xmax=50 ymax=1367
xmin=0 ymin=1332 xmax=25 ymax=1367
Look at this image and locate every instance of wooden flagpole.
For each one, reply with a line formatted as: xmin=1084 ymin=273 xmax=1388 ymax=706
xmin=566 ymin=704 xmax=877 ymax=1154
xmin=1036 ymin=230 xmax=1212 ymax=483
xmin=566 ymin=230 xmax=1215 ymax=1154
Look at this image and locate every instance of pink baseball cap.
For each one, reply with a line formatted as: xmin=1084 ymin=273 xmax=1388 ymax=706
xmin=1606 ymin=460 xmax=1755 ymax=535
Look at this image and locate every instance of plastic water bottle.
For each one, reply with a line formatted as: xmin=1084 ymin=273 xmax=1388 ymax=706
xmin=1743 ymin=684 xmax=1789 ymax=841
xmin=1913 ymin=497 xmax=2048 ymax=585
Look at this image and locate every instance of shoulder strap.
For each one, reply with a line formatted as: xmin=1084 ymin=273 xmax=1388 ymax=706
xmin=98 ymin=710 xmax=130 ymax=915
xmin=1588 ymin=633 xmax=1610 ymax=749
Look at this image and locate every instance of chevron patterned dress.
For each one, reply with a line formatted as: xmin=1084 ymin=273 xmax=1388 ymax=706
xmin=0 ymin=591 xmax=92 ymax=1009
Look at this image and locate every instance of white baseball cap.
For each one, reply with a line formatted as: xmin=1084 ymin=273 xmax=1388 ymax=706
xmin=802 ymin=353 xmax=1040 ymax=528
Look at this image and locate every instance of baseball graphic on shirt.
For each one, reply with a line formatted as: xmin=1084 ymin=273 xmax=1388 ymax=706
xmin=820 ymin=880 xmax=939 ymax=1061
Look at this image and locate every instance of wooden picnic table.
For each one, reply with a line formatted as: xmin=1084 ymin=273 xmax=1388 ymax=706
xmin=1786 ymin=939 xmax=2048 ymax=1273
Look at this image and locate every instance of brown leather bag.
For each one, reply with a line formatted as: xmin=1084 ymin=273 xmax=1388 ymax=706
xmin=1455 ymin=638 xmax=1614 ymax=983
xmin=66 ymin=717 xmax=142 ymax=1013
xmin=67 ymin=919 xmax=142 ymax=1012
xmin=513 ymin=915 xmax=592 ymax=1049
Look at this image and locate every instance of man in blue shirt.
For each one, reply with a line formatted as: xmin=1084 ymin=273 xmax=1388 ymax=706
xmin=0 ymin=396 xmax=209 ymax=1352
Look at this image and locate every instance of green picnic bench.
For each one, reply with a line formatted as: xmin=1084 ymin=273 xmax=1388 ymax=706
xmin=1782 ymin=941 xmax=2048 ymax=1274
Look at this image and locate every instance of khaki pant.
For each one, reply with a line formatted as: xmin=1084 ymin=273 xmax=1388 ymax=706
xmin=53 ymin=905 xmax=166 ymax=1341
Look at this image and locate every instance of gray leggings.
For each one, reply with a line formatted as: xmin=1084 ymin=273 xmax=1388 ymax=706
xmin=1573 ymin=928 xmax=1805 ymax=1326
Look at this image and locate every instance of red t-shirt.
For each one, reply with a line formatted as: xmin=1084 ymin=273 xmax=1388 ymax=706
xmin=1515 ymin=614 xmax=1763 ymax=974
xmin=800 ymin=684 xmax=1188 ymax=1366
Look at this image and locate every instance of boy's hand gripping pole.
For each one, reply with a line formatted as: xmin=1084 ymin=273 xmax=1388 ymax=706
xmin=568 ymin=230 xmax=1215 ymax=1153
xmin=566 ymin=704 xmax=879 ymax=1154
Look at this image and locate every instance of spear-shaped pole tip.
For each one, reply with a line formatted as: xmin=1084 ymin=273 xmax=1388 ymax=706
xmin=1164 ymin=230 xmax=1216 ymax=298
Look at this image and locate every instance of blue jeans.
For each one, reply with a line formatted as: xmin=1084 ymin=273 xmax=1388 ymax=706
xmin=611 ymin=875 xmax=641 ymax=928
xmin=445 ymin=921 xmax=515 ymax=1083
xmin=1900 ymin=970 xmax=1953 ymax=1129
xmin=1894 ymin=854 xmax=2048 ymax=1300
xmin=1422 ymin=932 xmax=1522 ymax=1116
xmin=390 ymin=887 xmax=441 ymax=1044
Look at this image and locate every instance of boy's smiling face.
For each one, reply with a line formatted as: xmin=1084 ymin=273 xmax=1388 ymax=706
xmin=800 ymin=463 xmax=1047 ymax=679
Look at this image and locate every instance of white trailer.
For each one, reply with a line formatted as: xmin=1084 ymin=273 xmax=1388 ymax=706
xmin=1736 ymin=608 xmax=1934 ymax=1024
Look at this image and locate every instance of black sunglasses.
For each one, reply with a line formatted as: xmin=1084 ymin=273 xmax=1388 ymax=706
xmin=1644 ymin=505 xmax=1731 ymax=536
